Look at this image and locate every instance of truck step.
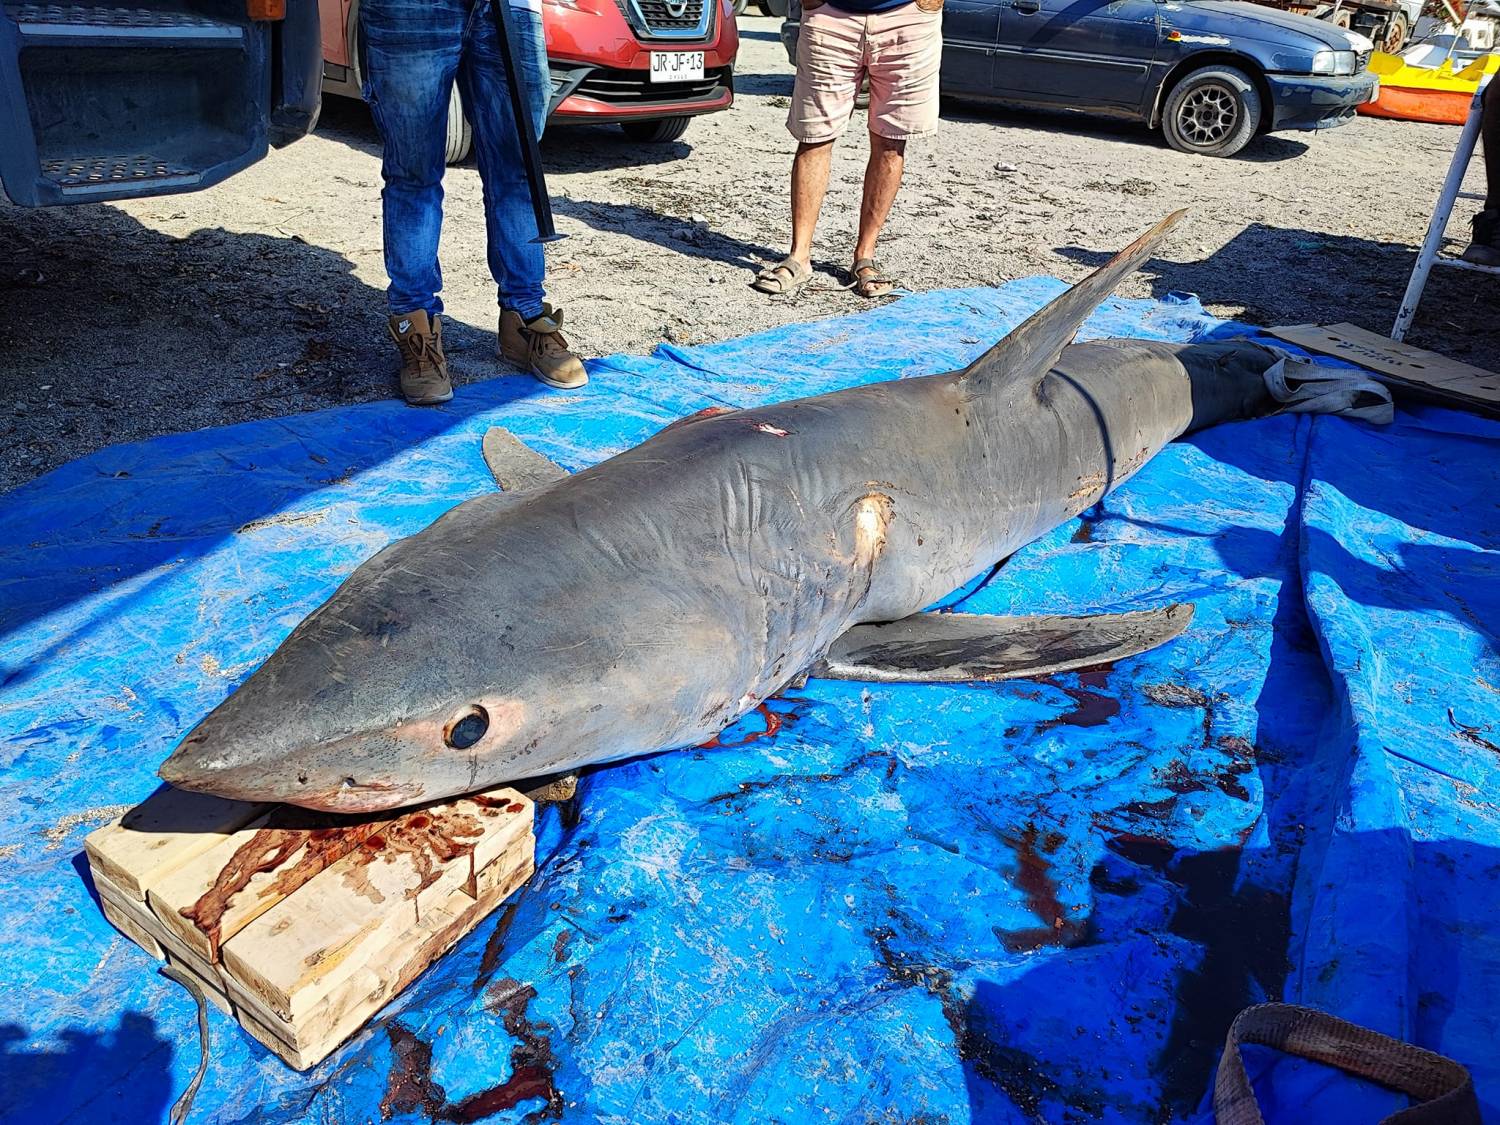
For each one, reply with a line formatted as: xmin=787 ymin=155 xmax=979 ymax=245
xmin=41 ymin=153 xmax=201 ymax=193
xmin=5 ymin=4 xmax=244 ymax=48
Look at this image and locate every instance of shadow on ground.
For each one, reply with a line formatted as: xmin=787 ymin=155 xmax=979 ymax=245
xmin=554 ymin=196 xmax=780 ymax=268
xmin=0 ymin=203 xmax=546 ymax=493
xmin=940 ymin=98 xmax=1312 ymax=163
xmin=1056 ymin=221 xmax=1500 ymax=372
xmin=0 ymin=1015 xmax=177 ymax=1123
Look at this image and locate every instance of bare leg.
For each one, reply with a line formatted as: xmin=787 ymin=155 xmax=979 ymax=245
xmin=854 ymin=131 xmax=907 ymax=262
xmin=790 ymin=140 xmax=835 ymax=268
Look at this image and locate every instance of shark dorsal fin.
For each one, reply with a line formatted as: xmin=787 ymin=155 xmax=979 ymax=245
xmin=960 ymin=209 xmax=1187 ymax=391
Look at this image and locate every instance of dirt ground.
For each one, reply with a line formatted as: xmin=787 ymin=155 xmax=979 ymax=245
xmin=1 ymin=22 xmax=1495 ymax=494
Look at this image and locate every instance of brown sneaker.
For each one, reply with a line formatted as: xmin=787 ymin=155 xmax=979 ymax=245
xmin=387 ymin=310 xmax=453 ymax=406
xmin=499 ymin=304 xmax=588 ymax=390
xmin=1462 ymin=208 xmax=1500 ymax=267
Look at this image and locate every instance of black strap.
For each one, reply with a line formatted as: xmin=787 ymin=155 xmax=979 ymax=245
xmin=1214 ymin=1003 xmax=1479 ymax=1125
xmin=161 ymin=964 xmax=211 ymax=1125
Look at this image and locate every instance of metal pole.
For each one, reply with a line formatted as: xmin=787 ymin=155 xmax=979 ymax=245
xmin=486 ymin=0 xmax=566 ymax=244
xmin=1392 ymin=82 xmax=1487 ymax=340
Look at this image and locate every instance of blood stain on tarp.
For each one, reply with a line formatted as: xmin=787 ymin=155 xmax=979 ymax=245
xmin=382 ymin=1024 xmax=444 ymax=1119
xmin=473 ymin=900 xmax=524 ymax=994
xmin=1153 ymin=740 xmax=1259 ymax=803
xmin=1159 ymin=760 xmax=1209 ymax=795
xmin=1035 ymin=668 xmax=1120 ymax=731
xmin=1123 ymin=796 xmax=1179 ymax=820
xmin=996 ymin=824 xmax=1088 ymax=952
xmin=700 ymin=703 xmax=783 ymax=749
xmin=482 ymin=978 xmax=563 ymax=1121
xmin=381 ymin=981 xmax=561 ymax=1123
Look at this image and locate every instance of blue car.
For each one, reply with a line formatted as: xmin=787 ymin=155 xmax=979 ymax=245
xmin=782 ymin=0 xmax=1378 ymax=157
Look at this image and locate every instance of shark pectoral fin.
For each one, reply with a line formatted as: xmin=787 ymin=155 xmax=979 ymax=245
xmin=481 ymin=427 xmax=569 ymax=492
xmin=813 ymin=604 xmax=1194 ymax=683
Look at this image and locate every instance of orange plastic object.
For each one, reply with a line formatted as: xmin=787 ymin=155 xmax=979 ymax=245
xmin=1359 ymin=51 xmax=1499 ymax=125
xmin=247 ymin=0 xmax=286 ymax=19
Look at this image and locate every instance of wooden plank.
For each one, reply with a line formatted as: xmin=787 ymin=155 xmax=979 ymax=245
xmin=84 ymin=786 xmax=269 ymax=900
xmin=307 ymin=844 xmax=534 ymax=1064
xmin=96 ymin=880 xmax=167 ymax=959
xmin=1268 ymin=323 xmax=1500 ymax=417
xmin=225 ymin=839 xmax=533 ymax=1068
xmin=146 ymin=809 xmax=387 ymax=963
xmin=221 ymin=793 xmax=532 ymax=1022
xmin=165 ymin=951 xmax=235 ymax=1017
xmin=95 ymin=875 xmax=233 ymax=990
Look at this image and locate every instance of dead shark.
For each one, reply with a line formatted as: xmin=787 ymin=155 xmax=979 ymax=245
xmin=158 ymin=212 xmax=1390 ymax=812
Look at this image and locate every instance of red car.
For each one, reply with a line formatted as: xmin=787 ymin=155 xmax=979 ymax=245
xmin=319 ymin=0 xmax=738 ymax=162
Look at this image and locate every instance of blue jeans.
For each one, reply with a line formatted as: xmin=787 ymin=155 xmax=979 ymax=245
xmin=361 ymin=0 xmax=550 ymax=319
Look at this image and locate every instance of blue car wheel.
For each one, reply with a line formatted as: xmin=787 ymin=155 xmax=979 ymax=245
xmin=1161 ymin=64 xmax=1262 ymax=158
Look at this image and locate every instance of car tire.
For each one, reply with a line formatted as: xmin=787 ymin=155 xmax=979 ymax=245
xmin=1161 ymin=65 xmax=1262 ymax=158
xmin=446 ymin=84 xmax=473 ymax=165
xmin=620 ymin=117 xmax=692 ymax=143
xmin=733 ymin=0 xmax=749 ymax=14
xmin=763 ymin=0 xmax=788 ymax=15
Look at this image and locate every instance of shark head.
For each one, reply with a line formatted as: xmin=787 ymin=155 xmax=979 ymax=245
xmin=157 ymin=492 xmax=742 ymax=813
xmin=159 ymin=500 xmax=592 ymax=813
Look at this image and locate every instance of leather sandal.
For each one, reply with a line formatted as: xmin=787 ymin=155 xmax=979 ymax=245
xmin=752 ymin=257 xmax=814 ymax=296
xmin=849 ymin=258 xmax=897 ymax=299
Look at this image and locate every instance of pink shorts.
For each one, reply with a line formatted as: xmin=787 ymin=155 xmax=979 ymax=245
xmin=787 ymin=2 xmax=943 ymax=143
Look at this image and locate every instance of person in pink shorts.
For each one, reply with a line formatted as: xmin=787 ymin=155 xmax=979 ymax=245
xmin=753 ymin=0 xmax=943 ymax=299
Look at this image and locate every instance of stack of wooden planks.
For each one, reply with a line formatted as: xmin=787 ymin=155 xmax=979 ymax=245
xmin=85 ymin=784 xmax=535 ymax=1069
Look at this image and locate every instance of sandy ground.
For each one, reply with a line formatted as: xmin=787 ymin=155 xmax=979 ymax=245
xmin=1 ymin=22 xmax=1495 ymax=494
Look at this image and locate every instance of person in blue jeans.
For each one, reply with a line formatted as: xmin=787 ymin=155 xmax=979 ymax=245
xmin=362 ymin=0 xmax=587 ymax=404
xmin=1462 ymin=80 xmax=1498 ymax=267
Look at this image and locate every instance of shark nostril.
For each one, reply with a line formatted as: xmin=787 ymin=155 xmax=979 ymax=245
xmin=297 ymin=772 xmax=308 ymax=785
xmin=445 ymin=705 xmax=490 ymax=750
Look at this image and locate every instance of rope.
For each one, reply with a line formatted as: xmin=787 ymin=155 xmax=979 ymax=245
xmin=161 ymin=964 xmax=212 ymax=1125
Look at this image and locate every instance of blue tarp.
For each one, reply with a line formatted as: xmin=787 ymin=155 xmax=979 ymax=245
xmin=2 ymin=282 xmax=1497 ymax=1124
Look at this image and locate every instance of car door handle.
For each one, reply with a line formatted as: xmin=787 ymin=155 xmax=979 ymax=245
xmin=1012 ymin=1 xmax=1041 ymax=13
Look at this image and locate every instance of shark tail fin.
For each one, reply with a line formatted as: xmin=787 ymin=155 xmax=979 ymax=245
xmin=960 ymin=209 xmax=1187 ymax=391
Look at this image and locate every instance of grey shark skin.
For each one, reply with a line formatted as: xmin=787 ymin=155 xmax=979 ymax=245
xmin=157 ymin=213 xmax=1366 ymax=813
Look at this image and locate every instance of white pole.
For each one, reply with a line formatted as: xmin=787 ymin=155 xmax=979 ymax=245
xmin=1392 ymin=80 xmax=1489 ymax=341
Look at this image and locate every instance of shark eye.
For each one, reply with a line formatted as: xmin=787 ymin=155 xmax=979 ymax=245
xmin=445 ymin=705 xmax=490 ymax=750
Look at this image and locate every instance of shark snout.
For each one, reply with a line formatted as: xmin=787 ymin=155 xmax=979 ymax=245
xmin=159 ymin=738 xmax=427 ymax=813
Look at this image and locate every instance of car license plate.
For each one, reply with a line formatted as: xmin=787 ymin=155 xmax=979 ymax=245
xmin=649 ymin=51 xmax=705 ymax=83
